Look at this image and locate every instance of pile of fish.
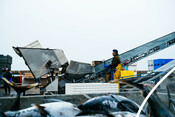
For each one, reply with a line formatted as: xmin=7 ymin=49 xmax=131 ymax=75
xmin=120 ymin=80 xmax=175 ymax=117
xmin=1 ymin=94 xmax=146 ymax=117
xmin=1 ymin=78 xmax=175 ymax=117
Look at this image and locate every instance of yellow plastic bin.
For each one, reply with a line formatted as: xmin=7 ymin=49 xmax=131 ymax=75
xmin=120 ymin=70 xmax=134 ymax=79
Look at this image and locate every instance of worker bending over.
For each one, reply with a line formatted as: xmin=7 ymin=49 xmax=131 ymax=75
xmin=109 ymin=49 xmax=121 ymax=82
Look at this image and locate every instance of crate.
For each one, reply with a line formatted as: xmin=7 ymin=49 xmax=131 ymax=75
xmin=120 ymin=70 xmax=134 ymax=79
xmin=153 ymin=59 xmax=174 ymax=70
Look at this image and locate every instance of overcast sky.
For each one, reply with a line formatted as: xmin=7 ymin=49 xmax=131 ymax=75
xmin=1 ymin=0 xmax=175 ymax=71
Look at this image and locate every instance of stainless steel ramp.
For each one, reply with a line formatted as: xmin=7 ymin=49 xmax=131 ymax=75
xmin=13 ymin=47 xmax=68 ymax=79
xmin=95 ymin=32 xmax=175 ymax=73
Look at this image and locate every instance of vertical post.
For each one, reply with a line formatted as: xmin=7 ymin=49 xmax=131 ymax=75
xmin=55 ymin=69 xmax=59 ymax=94
xmin=51 ymin=71 xmax=54 ymax=82
xmin=105 ymin=67 xmax=108 ymax=82
xmin=20 ymin=71 xmax=22 ymax=83
xmin=118 ymin=83 xmax=120 ymax=92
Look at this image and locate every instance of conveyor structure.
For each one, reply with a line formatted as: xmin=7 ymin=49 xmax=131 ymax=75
xmin=81 ymin=32 xmax=175 ymax=83
xmin=13 ymin=32 xmax=175 ymax=93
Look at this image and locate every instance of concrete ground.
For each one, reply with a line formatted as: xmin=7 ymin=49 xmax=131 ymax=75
xmin=0 ymin=91 xmax=174 ymax=112
xmin=0 ymin=92 xmax=142 ymax=112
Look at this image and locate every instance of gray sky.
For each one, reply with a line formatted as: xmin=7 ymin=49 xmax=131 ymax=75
xmin=1 ymin=0 xmax=175 ymax=71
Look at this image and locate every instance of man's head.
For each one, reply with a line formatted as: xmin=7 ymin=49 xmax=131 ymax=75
xmin=112 ymin=49 xmax=118 ymax=56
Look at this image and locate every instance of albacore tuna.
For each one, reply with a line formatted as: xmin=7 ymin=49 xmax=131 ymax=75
xmin=4 ymin=101 xmax=81 ymax=117
xmin=77 ymin=95 xmax=145 ymax=116
xmin=120 ymin=80 xmax=175 ymax=117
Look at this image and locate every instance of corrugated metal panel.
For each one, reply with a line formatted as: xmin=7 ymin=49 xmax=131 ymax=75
xmin=65 ymin=83 xmax=119 ymax=95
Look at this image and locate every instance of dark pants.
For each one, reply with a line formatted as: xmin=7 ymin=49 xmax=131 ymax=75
xmin=4 ymin=82 xmax=10 ymax=95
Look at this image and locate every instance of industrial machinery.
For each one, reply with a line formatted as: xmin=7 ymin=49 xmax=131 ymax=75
xmin=13 ymin=47 xmax=68 ymax=93
xmin=13 ymin=47 xmax=68 ymax=79
xmin=13 ymin=32 xmax=175 ymax=94
xmin=80 ymin=31 xmax=175 ymax=83
xmin=13 ymin=47 xmax=94 ymax=93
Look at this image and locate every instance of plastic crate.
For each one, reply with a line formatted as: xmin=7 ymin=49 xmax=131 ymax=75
xmin=153 ymin=59 xmax=174 ymax=70
xmin=120 ymin=70 xmax=134 ymax=79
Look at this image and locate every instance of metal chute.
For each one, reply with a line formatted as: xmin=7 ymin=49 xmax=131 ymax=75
xmin=13 ymin=47 xmax=68 ymax=79
xmin=65 ymin=60 xmax=95 ymax=81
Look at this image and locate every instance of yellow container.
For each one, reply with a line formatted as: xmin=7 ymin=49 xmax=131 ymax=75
xmin=113 ymin=70 xmax=134 ymax=92
xmin=120 ymin=70 xmax=134 ymax=79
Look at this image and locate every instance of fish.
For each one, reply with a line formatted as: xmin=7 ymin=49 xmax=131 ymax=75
xmin=4 ymin=101 xmax=81 ymax=117
xmin=2 ymin=77 xmax=38 ymax=111
xmin=120 ymin=80 xmax=175 ymax=117
xmin=166 ymin=85 xmax=175 ymax=112
xmin=77 ymin=95 xmax=144 ymax=116
xmin=32 ymin=104 xmax=49 ymax=117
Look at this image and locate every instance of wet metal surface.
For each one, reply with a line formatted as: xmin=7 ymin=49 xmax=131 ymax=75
xmin=95 ymin=32 xmax=175 ymax=73
xmin=65 ymin=60 xmax=95 ymax=80
xmin=13 ymin=47 xmax=68 ymax=79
